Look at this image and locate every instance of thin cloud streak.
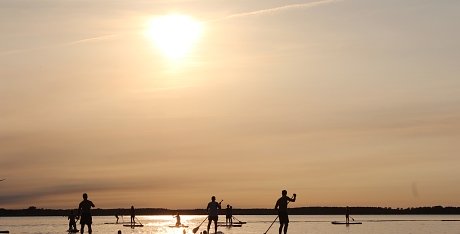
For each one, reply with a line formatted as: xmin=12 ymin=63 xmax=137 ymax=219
xmin=213 ymin=0 xmax=343 ymax=22
xmin=0 ymin=34 xmax=117 ymax=56
xmin=63 ymin=34 xmax=117 ymax=46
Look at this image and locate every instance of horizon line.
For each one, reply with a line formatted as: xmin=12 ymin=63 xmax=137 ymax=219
xmin=2 ymin=205 xmax=456 ymax=210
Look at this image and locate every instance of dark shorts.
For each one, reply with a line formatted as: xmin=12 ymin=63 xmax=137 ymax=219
xmin=208 ymin=215 xmax=218 ymax=222
xmin=226 ymin=215 xmax=232 ymax=219
xmin=279 ymin=213 xmax=289 ymax=224
xmin=80 ymin=213 xmax=92 ymax=225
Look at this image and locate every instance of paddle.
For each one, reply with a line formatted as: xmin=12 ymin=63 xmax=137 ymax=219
xmin=232 ymin=216 xmax=244 ymax=223
xmin=263 ymin=194 xmax=296 ymax=234
xmin=136 ymin=217 xmax=143 ymax=226
xmin=192 ymin=217 xmax=208 ymax=234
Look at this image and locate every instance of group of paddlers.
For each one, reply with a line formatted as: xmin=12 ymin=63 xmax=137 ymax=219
xmin=192 ymin=190 xmax=297 ymax=234
xmin=67 ymin=194 xmax=137 ymax=234
xmin=68 ymin=189 xmax=298 ymax=234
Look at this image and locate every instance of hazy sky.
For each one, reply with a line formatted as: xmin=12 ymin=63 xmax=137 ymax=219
xmin=1 ymin=0 xmax=460 ymax=209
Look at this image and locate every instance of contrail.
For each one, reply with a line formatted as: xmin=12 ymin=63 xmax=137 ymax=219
xmin=0 ymin=34 xmax=116 ymax=56
xmin=214 ymin=0 xmax=343 ymax=21
xmin=63 ymin=34 xmax=116 ymax=46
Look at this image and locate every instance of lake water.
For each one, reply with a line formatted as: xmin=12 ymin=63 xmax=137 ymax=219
xmin=1 ymin=215 xmax=459 ymax=234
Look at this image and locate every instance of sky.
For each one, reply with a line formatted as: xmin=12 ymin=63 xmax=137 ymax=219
xmin=1 ymin=0 xmax=460 ymax=209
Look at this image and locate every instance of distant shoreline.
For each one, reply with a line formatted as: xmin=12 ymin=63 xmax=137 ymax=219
xmin=1 ymin=206 xmax=460 ymax=217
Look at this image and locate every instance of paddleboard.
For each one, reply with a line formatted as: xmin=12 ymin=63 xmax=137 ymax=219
xmin=217 ymin=224 xmax=242 ymax=227
xmin=0 ymin=231 xmax=9 ymax=233
xmin=217 ymin=221 xmax=246 ymax=224
xmin=123 ymin=224 xmax=144 ymax=227
xmin=331 ymin=221 xmax=362 ymax=225
xmin=104 ymin=222 xmax=131 ymax=224
xmin=168 ymin=224 xmax=189 ymax=228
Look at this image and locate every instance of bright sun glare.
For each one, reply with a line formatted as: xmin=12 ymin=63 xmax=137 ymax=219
xmin=146 ymin=14 xmax=203 ymax=60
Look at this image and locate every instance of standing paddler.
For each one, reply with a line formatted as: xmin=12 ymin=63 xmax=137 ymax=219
xmin=206 ymin=196 xmax=222 ymax=234
xmin=274 ymin=190 xmax=296 ymax=234
xmin=78 ymin=193 xmax=95 ymax=234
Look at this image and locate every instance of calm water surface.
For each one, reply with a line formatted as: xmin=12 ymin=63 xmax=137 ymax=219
xmin=1 ymin=215 xmax=460 ymax=234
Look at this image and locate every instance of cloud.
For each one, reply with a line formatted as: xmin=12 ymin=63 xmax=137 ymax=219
xmin=0 ymin=183 xmax=100 ymax=206
xmin=215 ymin=0 xmax=343 ymax=21
xmin=0 ymin=178 xmax=188 ymax=208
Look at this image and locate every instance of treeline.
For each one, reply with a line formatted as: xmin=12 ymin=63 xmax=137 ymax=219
xmin=1 ymin=206 xmax=460 ymax=217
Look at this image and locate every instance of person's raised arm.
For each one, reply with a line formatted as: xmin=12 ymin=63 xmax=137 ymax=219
xmin=218 ymin=200 xmax=223 ymax=209
xmin=289 ymin=193 xmax=297 ymax=202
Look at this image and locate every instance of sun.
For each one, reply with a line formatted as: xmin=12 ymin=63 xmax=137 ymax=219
xmin=146 ymin=14 xmax=203 ymax=60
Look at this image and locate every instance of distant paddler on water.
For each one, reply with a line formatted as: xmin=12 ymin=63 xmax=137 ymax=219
xmin=130 ymin=206 xmax=135 ymax=225
xmin=225 ymin=205 xmax=233 ymax=226
xmin=67 ymin=210 xmax=78 ymax=233
xmin=168 ymin=212 xmax=188 ymax=228
xmin=123 ymin=206 xmax=144 ymax=228
xmin=346 ymin=206 xmax=350 ymax=224
xmin=331 ymin=206 xmax=362 ymax=225
xmin=174 ymin=212 xmax=182 ymax=226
